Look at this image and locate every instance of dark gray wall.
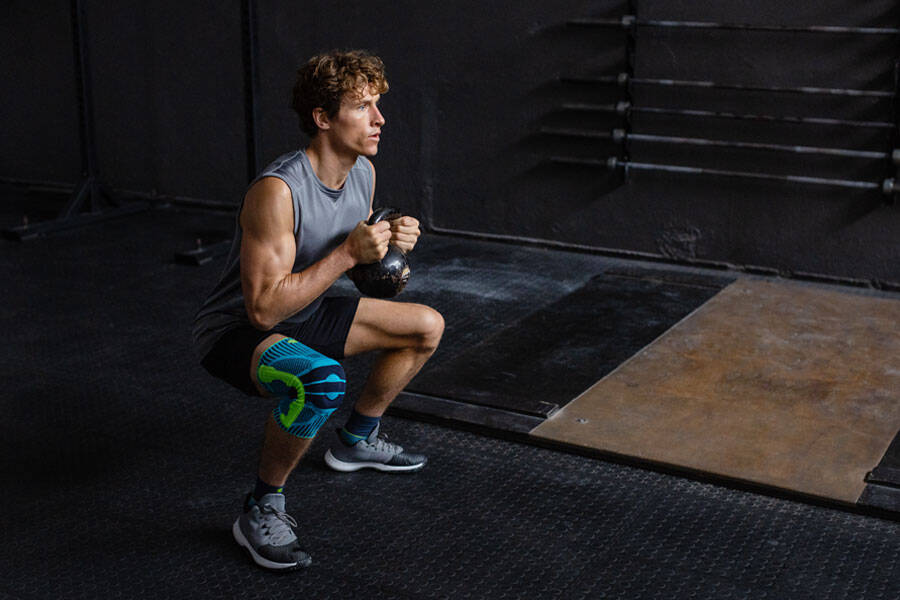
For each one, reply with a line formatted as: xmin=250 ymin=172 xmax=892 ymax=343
xmin=1 ymin=0 xmax=246 ymax=200
xmin=2 ymin=1 xmax=899 ymax=284
xmin=88 ymin=1 xmax=246 ymax=201
xmin=1 ymin=2 xmax=80 ymax=183
xmin=619 ymin=1 xmax=900 ymax=281
xmin=256 ymin=0 xmax=622 ymax=243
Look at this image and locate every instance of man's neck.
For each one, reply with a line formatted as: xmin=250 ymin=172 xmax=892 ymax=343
xmin=305 ymin=138 xmax=357 ymax=190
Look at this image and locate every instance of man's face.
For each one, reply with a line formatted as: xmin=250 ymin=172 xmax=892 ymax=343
xmin=326 ymin=87 xmax=385 ymax=157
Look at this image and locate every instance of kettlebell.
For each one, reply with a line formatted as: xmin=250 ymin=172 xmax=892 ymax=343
xmin=347 ymin=207 xmax=411 ymax=298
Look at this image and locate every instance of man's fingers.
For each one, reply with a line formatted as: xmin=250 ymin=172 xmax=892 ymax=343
xmin=389 ymin=216 xmax=419 ymax=228
xmin=369 ymin=224 xmax=391 ymax=242
xmin=380 ymin=217 xmax=419 ymax=254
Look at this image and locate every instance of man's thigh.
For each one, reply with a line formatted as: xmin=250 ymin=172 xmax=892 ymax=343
xmin=344 ymin=298 xmax=444 ymax=356
xmin=250 ymin=333 xmax=290 ymax=396
xmin=250 ymin=296 xmax=360 ymax=395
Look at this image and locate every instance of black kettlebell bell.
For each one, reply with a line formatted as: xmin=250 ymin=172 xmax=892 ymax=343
xmin=347 ymin=207 xmax=411 ymax=298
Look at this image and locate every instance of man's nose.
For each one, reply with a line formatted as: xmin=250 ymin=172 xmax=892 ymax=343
xmin=372 ymin=106 xmax=385 ymax=126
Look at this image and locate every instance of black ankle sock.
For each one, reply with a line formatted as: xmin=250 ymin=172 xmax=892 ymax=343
xmin=252 ymin=477 xmax=284 ymax=502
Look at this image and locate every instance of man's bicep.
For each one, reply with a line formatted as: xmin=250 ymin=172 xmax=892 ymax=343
xmin=240 ymin=178 xmax=296 ymax=295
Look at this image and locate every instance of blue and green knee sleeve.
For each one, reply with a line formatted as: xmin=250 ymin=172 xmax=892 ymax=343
xmin=257 ymin=338 xmax=346 ymax=438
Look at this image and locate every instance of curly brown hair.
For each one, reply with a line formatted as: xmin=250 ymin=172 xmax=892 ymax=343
xmin=291 ymin=50 xmax=389 ymax=137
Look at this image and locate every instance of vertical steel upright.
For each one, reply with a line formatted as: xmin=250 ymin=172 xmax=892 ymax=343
xmin=242 ymin=0 xmax=261 ymax=182
xmin=886 ymin=60 xmax=900 ymax=204
xmin=621 ymin=2 xmax=637 ymax=177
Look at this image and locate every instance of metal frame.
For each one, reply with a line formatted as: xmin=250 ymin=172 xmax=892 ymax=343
xmin=174 ymin=0 xmax=259 ymax=265
xmin=555 ymin=10 xmax=900 ymax=202
xmin=3 ymin=0 xmax=146 ymax=242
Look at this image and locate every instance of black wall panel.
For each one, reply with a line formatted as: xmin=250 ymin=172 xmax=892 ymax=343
xmin=256 ymin=0 xmax=622 ymax=243
xmin=2 ymin=1 xmax=899 ymax=283
xmin=88 ymin=0 xmax=246 ymax=201
xmin=1 ymin=2 xmax=80 ymax=184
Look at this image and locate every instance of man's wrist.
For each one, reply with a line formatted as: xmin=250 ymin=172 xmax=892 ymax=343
xmin=334 ymin=243 xmax=358 ymax=271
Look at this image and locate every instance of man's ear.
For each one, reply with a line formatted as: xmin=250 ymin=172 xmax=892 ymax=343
xmin=312 ymin=107 xmax=330 ymax=131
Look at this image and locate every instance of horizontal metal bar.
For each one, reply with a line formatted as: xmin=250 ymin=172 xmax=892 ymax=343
xmin=540 ymin=126 xmax=615 ymax=139
xmin=624 ymin=160 xmax=882 ymax=190
xmin=0 ymin=176 xmax=77 ymax=192
xmin=549 ymin=156 xmax=885 ymax=191
xmin=627 ymin=158 xmax=885 ymax=190
xmin=626 ymin=131 xmax=886 ymax=160
xmin=563 ymin=74 xmax=622 ymax=85
xmin=2 ymin=202 xmax=148 ymax=241
xmin=541 ymin=126 xmax=887 ymax=160
xmin=561 ymin=102 xmax=895 ymax=130
xmin=174 ymin=239 xmax=231 ymax=266
xmin=562 ymin=73 xmax=894 ymax=98
xmin=562 ymin=101 xmax=623 ymax=113
xmin=549 ymin=157 xmax=616 ymax=168
xmin=567 ymin=16 xmax=900 ymax=35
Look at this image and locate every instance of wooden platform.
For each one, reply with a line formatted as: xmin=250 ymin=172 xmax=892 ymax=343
xmin=531 ymin=279 xmax=900 ymax=504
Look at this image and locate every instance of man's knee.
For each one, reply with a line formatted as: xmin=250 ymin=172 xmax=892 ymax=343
xmin=257 ymin=338 xmax=346 ymax=438
xmin=413 ymin=306 xmax=444 ymax=352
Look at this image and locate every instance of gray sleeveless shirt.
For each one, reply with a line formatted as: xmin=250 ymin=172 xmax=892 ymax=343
xmin=192 ymin=149 xmax=373 ymax=358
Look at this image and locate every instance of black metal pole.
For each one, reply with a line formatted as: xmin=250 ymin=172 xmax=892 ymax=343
xmin=568 ymin=17 xmax=900 ymax=36
xmin=242 ymin=0 xmax=260 ymax=182
xmin=549 ymin=156 xmax=890 ymax=193
xmin=620 ymin=1 xmax=636 ymax=171
xmin=561 ymin=102 xmax=895 ymax=130
xmin=563 ymin=73 xmax=894 ymax=98
xmin=73 ymin=0 xmax=97 ymax=182
xmin=540 ymin=126 xmax=889 ymax=161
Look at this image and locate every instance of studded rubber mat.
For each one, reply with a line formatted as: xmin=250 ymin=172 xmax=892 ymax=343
xmin=2 ymin=195 xmax=900 ymax=598
xmin=4 ymin=410 xmax=900 ymax=600
xmin=403 ymin=273 xmax=723 ymax=417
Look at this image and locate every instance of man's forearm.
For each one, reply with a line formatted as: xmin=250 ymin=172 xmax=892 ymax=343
xmin=245 ymin=245 xmax=356 ymax=330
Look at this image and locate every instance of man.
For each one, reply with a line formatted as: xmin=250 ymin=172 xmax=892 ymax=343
xmin=193 ymin=50 xmax=444 ymax=571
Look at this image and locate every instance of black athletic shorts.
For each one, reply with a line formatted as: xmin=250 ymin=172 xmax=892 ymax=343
xmin=200 ymin=296 xmax=360 ymax=396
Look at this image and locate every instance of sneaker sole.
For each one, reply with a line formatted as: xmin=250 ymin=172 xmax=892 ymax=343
xmin=232 ymin=518 xmax=311 ymax=571
xmin=324 ymin=449 xmax=426 ymax=473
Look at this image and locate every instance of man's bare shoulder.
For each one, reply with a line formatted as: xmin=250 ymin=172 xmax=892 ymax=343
xmin=241 ymin=177 xmax=293 ymax=234
xmin=247 ymin=176 xmax=291 ymax=203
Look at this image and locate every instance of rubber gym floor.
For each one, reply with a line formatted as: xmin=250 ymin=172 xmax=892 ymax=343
xmin=1 ymin=190 xmax=899 ymax=600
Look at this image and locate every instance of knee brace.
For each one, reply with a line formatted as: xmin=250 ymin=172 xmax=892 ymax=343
xmin=256 ymin=338 xmax=346 ymax=438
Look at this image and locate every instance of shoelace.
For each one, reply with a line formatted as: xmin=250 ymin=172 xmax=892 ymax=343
xmin=259 ymin=504 xmax=299 ymax=545
xmin=371 ymin=433 xmax=401 ymax=454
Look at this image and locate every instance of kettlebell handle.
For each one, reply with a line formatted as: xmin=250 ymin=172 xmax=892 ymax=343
xmin=368 ymin=206 xmax=402 ymax=226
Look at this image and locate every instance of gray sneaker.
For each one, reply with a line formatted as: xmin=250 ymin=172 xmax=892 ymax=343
xmin=324 ymin=424 xmax=427 ymax=472
xmin=232 ymin=493 xmax=312 ymax=571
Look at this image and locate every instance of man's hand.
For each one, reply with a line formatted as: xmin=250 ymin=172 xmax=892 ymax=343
xmin=389 ymin=216 xmax=420 ymax=253
xmin=343 ymin=220 xmax=392 ymax=265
